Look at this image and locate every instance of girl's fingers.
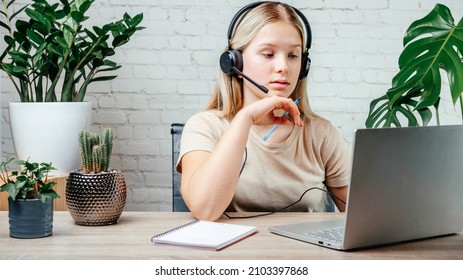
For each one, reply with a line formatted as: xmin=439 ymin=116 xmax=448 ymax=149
xmin=249 ymin=96 xmax=302 ymax=126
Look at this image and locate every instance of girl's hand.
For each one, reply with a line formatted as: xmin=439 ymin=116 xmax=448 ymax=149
xmin=241 ymin=95 xmax=303 ymax=127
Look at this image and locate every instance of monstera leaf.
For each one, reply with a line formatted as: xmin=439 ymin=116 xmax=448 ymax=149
xmin=366 ymin=4 xmax=463 ymax=128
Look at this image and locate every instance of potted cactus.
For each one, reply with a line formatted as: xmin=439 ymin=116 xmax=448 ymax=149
xmin=66 ymin=128 xmax=126 ymax=226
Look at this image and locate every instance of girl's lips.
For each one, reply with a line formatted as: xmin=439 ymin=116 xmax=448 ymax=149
xmin=270 ymin=80 xmax=290 ymax=89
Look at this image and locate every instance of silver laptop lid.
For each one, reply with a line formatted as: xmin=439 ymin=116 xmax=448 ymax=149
xmin=343 ymin=125 xmax=463 ymax=249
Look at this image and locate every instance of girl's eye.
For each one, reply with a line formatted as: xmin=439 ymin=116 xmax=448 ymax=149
xmin=262 ymin=52 xmax=274 ymax=58
xmin=289 ymin=53 xmax=299 ymax=59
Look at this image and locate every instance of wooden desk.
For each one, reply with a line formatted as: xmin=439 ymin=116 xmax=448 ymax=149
xmin=0 ymin=211 xmax=461 ymax=260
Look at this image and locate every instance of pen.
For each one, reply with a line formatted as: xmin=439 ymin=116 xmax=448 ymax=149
xmin=263 ymin=97 xmax=301 ymax=142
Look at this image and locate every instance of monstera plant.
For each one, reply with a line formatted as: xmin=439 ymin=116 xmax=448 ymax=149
xmin=366 ymin=4 xmax=463 ymax=128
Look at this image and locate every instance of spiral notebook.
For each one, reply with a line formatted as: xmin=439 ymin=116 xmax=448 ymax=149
xmin=151 ymin=220 xmax=258 ymax=250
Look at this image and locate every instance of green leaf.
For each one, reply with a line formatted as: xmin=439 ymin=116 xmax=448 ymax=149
xmin=366 ymin=3 xmax=463 ymax=127
xmin=24 ymin=7 xmax=46 ymax=23
xmin=131 ymin=13 xmax=144 ymax=27
xmin=102 ymin=48 xmax=115 ymax=57
xmin=0 ymin=21 xmax=10 ymax=32
xmin=37 ymin=181 xmax=59 ymax=202
xmin=59 ymin=0 xmax=70 ymax=7
xmin=123 ymin=12 xmax=131 ymax=23
xmin=83 ymin=28 xmax=98 ymax=41
xmin=6 ymin=0 xmax=17 ymax=9
xmin=15 ymin=19 xmax=30 ymax=33
xmin=38 ymin=191 xmax=59 ymax=203
xmin=79 ymin=1 xmax=93 ymax=14
xmin=103 ymin=59 xmax=118 ymax=67
xmin=365 ymin=92 xmax=433 ymax=128
xmin=9 ymin=52 xmax=30 ymax=67
xmin=71 ymin=11 xmax=84 ymax=22
xmin=31 ymin=22 xmax=49 ymax=36
xmin=55 ymin=36 xmax=69 ymax=49
xmin=97 ymin=65 xmax=121 ymax=73
xmin=3 ymin=35 xmax=14 ymax=47
xmin=62 ymin=23 xmax=76 ymax=46
xmin=47 ymin=43 xmax=63 ymax=56
xmin=0 ymin=182 xmax=17 ymax=200
xmin=403 ymin=4 xmax=454 ymax=46
xmin=91 ymin=75 xmax=117 ymax=82
xmin=15 ymin=179 xmax=28 ymax=190
xmin=92 ymin=26 xmax=105 ymax=36
xmin=26 ymin=29 xmax=45 ymax=46
xmin=112 ymin=35 xmax=129 ymax=48
xmin=10 ymin=5 xmax=29 ymax=22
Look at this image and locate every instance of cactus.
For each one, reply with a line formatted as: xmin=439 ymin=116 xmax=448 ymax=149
xmin=78 ymin=128 xmax=114 ymax=173
xmin=101 ymin=128 xmax=113 ymax=172
xmin=92 ymin=145 xmax=102 ymax=173
xmin=79 ymin=129 xmax=92 ymax=173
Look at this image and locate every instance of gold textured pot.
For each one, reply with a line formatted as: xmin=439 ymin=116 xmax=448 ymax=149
xmin=66 ymin=170 xmax=126 ymax=226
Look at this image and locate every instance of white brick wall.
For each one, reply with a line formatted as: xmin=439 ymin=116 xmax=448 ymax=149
xmin=1 ymin=0 xmax=462 ymax=211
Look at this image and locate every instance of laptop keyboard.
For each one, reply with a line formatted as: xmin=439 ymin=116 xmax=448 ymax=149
xmin=303 ymin=227 xmax=344 ymax=244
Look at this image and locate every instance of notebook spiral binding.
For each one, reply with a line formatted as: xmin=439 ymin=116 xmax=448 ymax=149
xmin=151 ymin=220 xmax=200 ymax=243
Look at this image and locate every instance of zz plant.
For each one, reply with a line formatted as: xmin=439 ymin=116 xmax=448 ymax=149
xmin=0 ymin=0 xmax=144 ymax=102
xmin=365 ymin=4 xmax=463 ymax=127
xmin=79 ymin=128 xmax=113 ymax=173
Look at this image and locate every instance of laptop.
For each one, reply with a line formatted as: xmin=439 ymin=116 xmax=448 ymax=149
xmin=269 ymin=125 xmax=463 ymax=250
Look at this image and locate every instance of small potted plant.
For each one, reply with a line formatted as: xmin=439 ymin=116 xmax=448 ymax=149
xmin=0 ymin=158 xmax=59 ymax=238
xmin=66 ymin=128 xmax=126 ymax=226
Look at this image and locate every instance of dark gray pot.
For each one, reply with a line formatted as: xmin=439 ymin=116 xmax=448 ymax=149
xmin=66 ymin=170 xmax=126 ymax=226
xmin=8 ymin=198 xmax=54 ymax=239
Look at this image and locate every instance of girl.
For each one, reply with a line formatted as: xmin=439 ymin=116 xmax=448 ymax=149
xmin=177 ymin=2 xmax=350 ymax=221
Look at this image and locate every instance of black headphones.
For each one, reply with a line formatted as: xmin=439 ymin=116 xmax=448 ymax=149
xmin=219 ymin=1 xmax=312 ymax=80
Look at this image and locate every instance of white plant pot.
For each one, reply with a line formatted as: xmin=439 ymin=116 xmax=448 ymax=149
xmin=9 ymin=102 xmax=92 ymax=173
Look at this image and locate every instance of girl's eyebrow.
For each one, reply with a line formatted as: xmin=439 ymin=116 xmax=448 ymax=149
xmin=257 ymin=43 xmax=303 ymax=49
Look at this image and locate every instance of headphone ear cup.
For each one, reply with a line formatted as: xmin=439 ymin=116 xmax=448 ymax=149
xmin=299 ymin=53 xmax=311 ymax=79
xmin=220 ymin=50 xmax=243 ymax=75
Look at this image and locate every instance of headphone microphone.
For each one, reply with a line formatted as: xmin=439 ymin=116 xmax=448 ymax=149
xmin=232 ymin=67 xmax=269 ymax=94
xmin=219 ymin=50 xmax=269 ymax=94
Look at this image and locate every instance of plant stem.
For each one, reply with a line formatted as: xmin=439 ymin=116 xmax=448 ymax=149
xmin=6 ymin=73 xmax=22 ymax=99
xmin=76 ymin=67 xmax=97 ymax=102
xmin=45 ymin=45 xmax=73 ymax=102
xmin=62 ymin=36 xmax=103 ymax=101
xmin=2 ymin=0 xmax=21 ymax=99
xmin=2 ymin=0 xmax=13 ymax=36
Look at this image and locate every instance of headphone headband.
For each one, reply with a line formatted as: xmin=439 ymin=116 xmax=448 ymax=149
xmin=221 ymin=1 xmax=312 ymax=80
xmin=226 ymin=1 xmax=312 ymax=52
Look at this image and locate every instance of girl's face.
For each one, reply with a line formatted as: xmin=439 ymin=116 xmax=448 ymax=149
xmin=241 ymin=21 xmax=303 ymax=101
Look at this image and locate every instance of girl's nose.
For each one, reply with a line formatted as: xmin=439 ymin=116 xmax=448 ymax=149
xmin=274 ymin=55 xmax=289 ymax=74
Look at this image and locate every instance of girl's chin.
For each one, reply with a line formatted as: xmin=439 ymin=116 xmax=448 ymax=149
xmin=266 ymin=89 xmax=292 ymax=98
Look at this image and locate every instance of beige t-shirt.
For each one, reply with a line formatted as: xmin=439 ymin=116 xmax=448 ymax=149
xmin=177 ymin=111 xmax=351 ymax=212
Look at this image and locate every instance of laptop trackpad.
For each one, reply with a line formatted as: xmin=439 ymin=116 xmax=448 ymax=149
xmin=270 ymin=218 xmax=345 ymax=234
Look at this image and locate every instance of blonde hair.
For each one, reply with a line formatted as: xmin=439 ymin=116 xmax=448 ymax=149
xmin=206 ymin=2 xmax=318 ymax=120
